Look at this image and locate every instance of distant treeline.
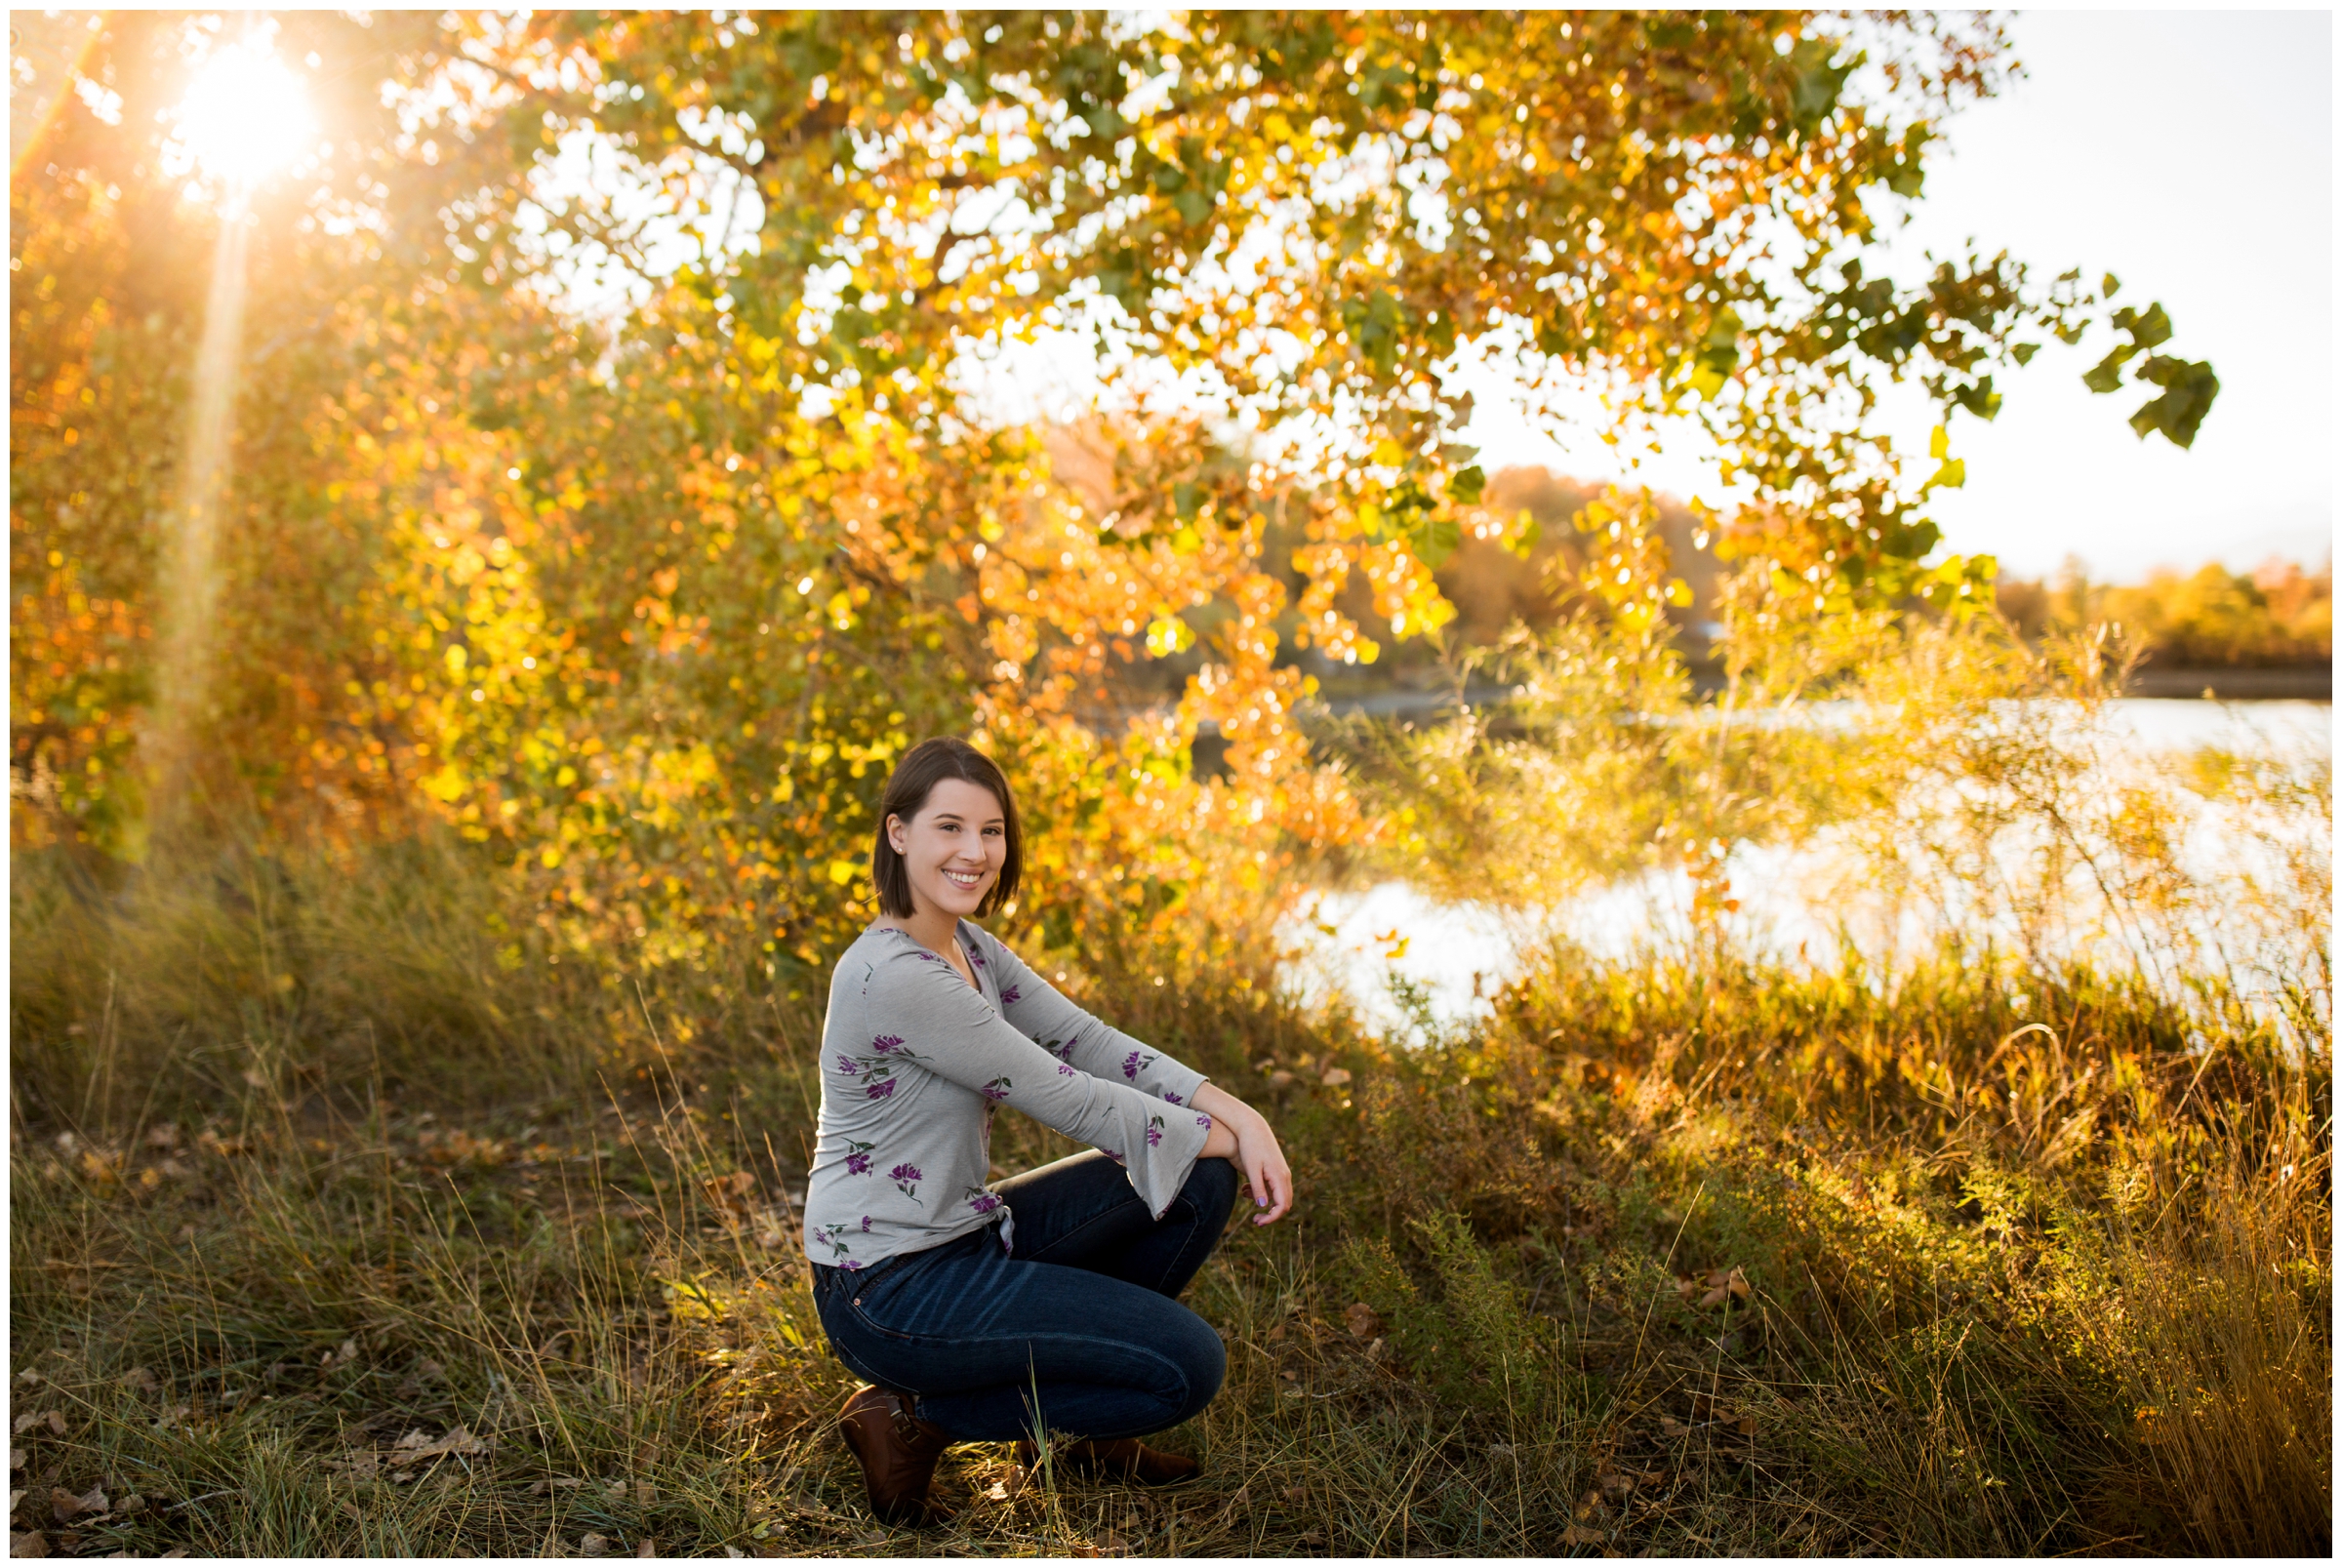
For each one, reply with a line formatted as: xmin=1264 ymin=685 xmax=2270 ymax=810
xmin=1998 ymin=558 xmax=2332 ymax=670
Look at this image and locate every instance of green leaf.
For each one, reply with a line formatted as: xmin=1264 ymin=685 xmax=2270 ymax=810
xmin=2126 ymin=356 xmax=2220 ymax=449
xmin=2081 ymin=346 xmax=2134 ymax=395
xmin=2112 ymin=302 xmax=2172 ymax=350
xmin=1789 ymin=39 xmax=1861 ymax=132
xmin=1449 ymin=464 xmax=1486 ymax=505
xmin=1406 ymin=513 xmax=1461 ymax=570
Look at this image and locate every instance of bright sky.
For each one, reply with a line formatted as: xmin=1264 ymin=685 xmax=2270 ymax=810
xmin=1474 ymin=10 xmax=2335 ymax=583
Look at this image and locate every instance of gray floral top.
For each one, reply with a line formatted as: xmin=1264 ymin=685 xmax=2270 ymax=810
xmin=801 ymin=920 xmax=1213 ymax=1271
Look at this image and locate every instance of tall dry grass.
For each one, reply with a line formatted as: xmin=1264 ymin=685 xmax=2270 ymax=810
xmin=9 ymin=849 xmax=2327 ymax=1553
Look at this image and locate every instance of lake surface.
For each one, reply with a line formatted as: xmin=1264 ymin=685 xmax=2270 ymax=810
xmin=1278 ymin=700 xmax=2331 ymax=1037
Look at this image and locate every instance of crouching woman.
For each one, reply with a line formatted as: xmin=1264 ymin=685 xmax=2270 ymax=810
xmin=803 ymin=738 xmax=1292 ymax=1525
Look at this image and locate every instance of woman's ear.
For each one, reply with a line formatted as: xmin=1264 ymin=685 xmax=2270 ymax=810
xmin=885 ymin=813 xmax=908 ymax=854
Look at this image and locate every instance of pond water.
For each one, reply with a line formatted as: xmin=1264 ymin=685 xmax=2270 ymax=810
xmin=1277 ymin=701 xmax=2331 ymax=1037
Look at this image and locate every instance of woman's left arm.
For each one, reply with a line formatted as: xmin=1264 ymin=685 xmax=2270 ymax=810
xmin=983 ymin=933 xmax=1294 ymax=1222
xmin=983 ymin=936 xmax=1207 ymax=1106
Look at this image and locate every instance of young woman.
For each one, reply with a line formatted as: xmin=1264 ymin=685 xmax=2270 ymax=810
xmin=804 ymin=737 xmax=1293 ymax=1525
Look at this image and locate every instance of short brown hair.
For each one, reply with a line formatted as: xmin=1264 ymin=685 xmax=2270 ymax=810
xmin=871 ymin=738 xmax=1022 ymax=919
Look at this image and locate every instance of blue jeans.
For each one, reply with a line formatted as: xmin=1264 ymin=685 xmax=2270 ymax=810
xmin=812 ymin=1150 xmax=1238 ymax=1442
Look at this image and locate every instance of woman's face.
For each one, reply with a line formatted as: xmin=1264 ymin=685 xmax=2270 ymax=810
xmin=886 ymin=778 xmax=1006 ymax=921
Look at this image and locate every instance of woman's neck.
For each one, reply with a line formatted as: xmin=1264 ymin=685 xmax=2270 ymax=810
xmin=880 ymin=904 xmax=962 ymax=956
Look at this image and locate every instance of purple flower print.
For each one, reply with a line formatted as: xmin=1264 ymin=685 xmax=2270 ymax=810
xmin=1058 ymin=1063 xmax=1076 ymax=1076
xmin=842 ymin=1259 xmax=864 ymax=1271
xmin=1123 ymin=1050 xmax=1143 ymax=1081
xmin=1099 ymin=1147 xmax=1124 ymax=1166
xmin=1146 ymin=1120 xmax=1164 ymax=1148
xmin=1161 ymin=1091 xmax=1183 ymax=1105
xmin=843 ymin=1139 xmax=875 ymax=1177
xmin=866 ymin=1077 xmax=897 ymax=1101
xmin=860 ymin=1215 xmax=874 ymax=1232
xmin=965 ymin=945 xmax=987 ymax=968
xmin=965 ymin=1187 xmax=1002 ymax=1216
xmin=981 ymin=1076 xmax=1013 ymax=1103
xmin=1000 ymin=985 xmax=1022 ymax=1006
xmin=834 ymin=1054 xmax=861 ymax=1076
xmin=1196 ymin=1113 xmax=1213 ymax=1129
xmin=890 ymin=1162 xmax=924 ymax=1202
xmin=870 ymin=1034 xmax=904 ymax=1054
xmin=1057 ymin=1033 xmax=1080 ymax=1062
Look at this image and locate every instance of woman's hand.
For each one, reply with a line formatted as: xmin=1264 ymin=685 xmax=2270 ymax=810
xmin=1191 ymin=1082 xmax=1293 ymax=1226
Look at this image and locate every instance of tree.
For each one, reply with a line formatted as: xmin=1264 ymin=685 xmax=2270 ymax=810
xmin=11 ymin=10 xmax=2217 ymax=980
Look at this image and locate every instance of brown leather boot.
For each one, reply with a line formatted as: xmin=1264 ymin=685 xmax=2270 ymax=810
xmin=1015 ymin=1435 xmax=1200 ymax=1486
xmin=837 ymin=1384 xmax=953 ymax=1525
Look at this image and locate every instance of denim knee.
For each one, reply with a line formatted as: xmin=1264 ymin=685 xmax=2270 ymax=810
xmin=1183 ymin=1153 xmax=1240 ymax=1230
xmin=1156 ymin=1303 xmax=1228 ymax=1427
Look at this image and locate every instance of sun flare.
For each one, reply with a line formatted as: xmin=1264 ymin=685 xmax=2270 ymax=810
xmin=172 ymin=44 xmax=315 ymax=189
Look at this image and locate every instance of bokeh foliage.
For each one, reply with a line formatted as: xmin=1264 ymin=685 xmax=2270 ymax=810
xmin=13 ymin=10 xmax=2216 ymax=982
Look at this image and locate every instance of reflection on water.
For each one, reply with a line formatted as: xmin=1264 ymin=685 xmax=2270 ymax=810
xmin=1278 ymin=701 xmax=2331 ymax=1038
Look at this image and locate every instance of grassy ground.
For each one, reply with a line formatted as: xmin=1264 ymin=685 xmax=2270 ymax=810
xmin=9 ymin=846 xmax=2330 ymax=1556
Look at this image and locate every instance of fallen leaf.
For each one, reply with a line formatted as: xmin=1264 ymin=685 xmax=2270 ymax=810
xmin=1298 ymin=1527 xmax=1326 ymax=1546
xmin=144 ymin=1124 xmax=180 ymax=1151
xmin=724 ymin=1550 xmax=745 ymax=1560
xmin=47 ymin=1488 xmax=93 ymax=1525
xmin=116 ymin=1495 xmax=144 ymax=1515
xmin=391 ymin=1426 xmax=486 ymax=1461
xmin=1737 ymin=1416 xmax=1757 ymax=1436
xmin=8 ymin=1451 xmax=20 ymax=1471
xmin=703 ymin=1172 xmax=757 ymax=1221
xmin=10 ymin=1418 xmax=42 ymax=1438
xmin=1561 ymin=1523 xmax=1604 ymax=1546
xmin=10 ymin=1531 xmax=45 ymax=1558
xmin=120 ymin=1368 xmax=160 ymax=1396
xmin=1342 ymin=1303 xmax=1381 ymax=1339
xmin=580 ymin=1534 xmax=609 ymax=1556
xmin=1659 ymin=1416 xmax=1690 ymax=1438
xmin=1727 ymin=1266 xmax=1752 ymax=1300
xmin=1099 ymin=1535 xmax=1128 ymax=1555
xmin=1267 ymin=1070 xmax=1296 ymax=1089
xmin=1574 ymin=1489 xmax=1606 ymax=1521
xmin=43 ymin=1415 xmax=62 ymax=1439
xmin=1598 ymin=1470 xmax=1635 ymax=1498
xmin=1699 ymin=1284 xmax=1729 ymax=1309
xmin=635 ymin=1539 xmax=659 ymax=1558
xmin=1318 ymin=1066 xmax=1352 ymax=1088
